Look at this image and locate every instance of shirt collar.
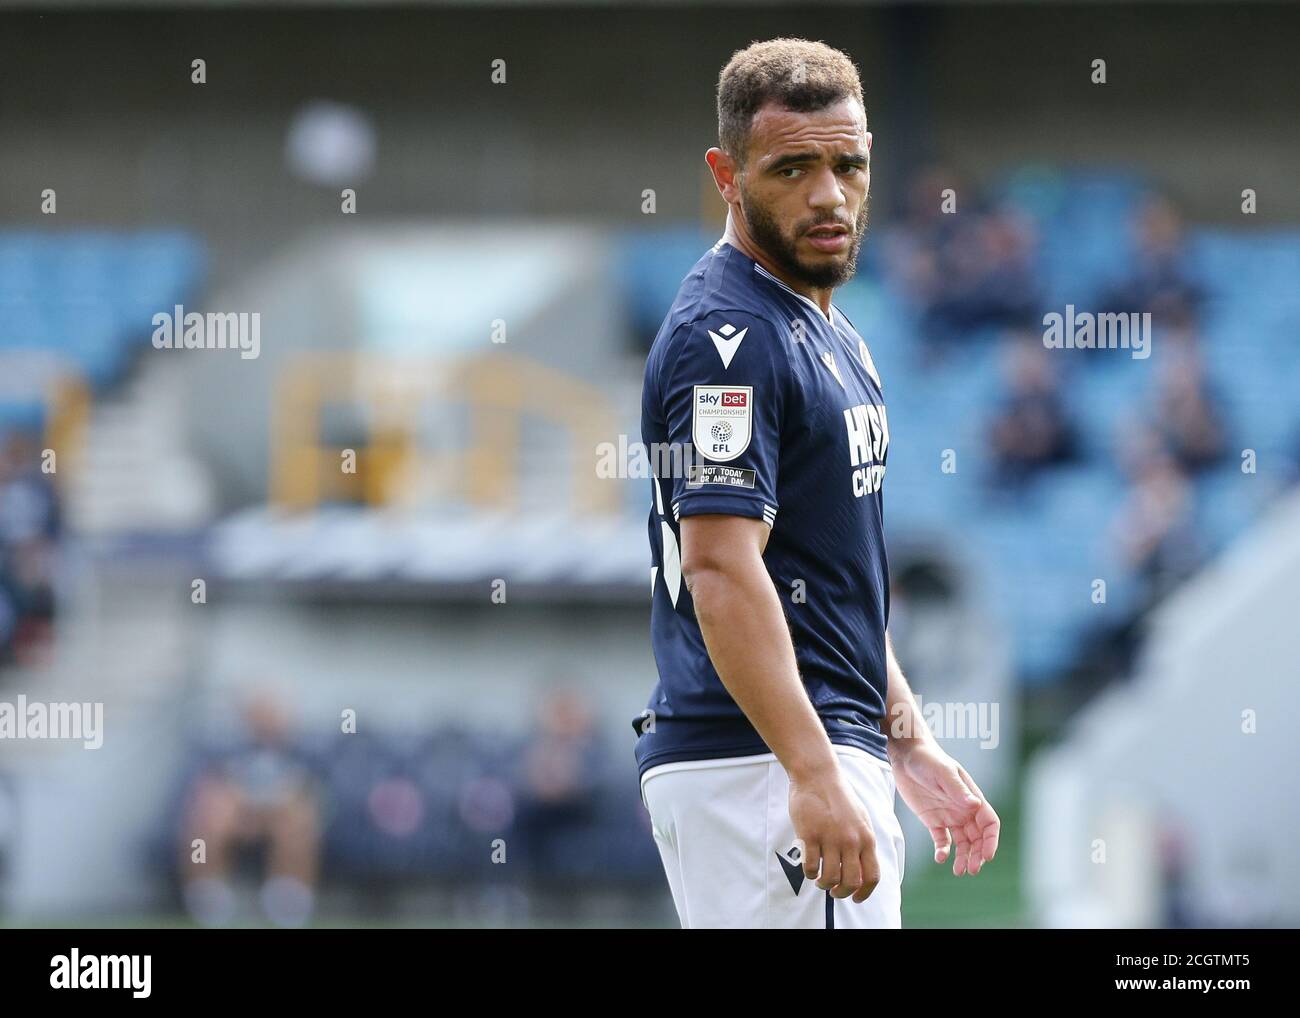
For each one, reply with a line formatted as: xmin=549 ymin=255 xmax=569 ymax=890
xmin=719 ymin=240 xmax=837 ymax=325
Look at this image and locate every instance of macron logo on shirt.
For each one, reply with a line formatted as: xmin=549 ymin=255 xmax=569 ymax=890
xmin=707 ymin=323 xmax=748 ymax=368
xmin=821 ymin=350 xmax=845 ymax=388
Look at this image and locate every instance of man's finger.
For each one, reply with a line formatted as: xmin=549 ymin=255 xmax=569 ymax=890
xmin=833 ymin=850 xmax=863 ymax=900
xmin=931 ymin=824 xmax=952 ymax=863
xmin=852 ymin=842 xmax=880 ymax=903
xmin=978 ymin=801 xmax=1002 ymax=862
xmin=801 ymin=839 xmax=822 ymax=882
xmin=963 ymin=818 xmax=984 ymax=874
xmin=817 ymin=847 xmax=843 ymax=891
xmin=951 ymin=830 xmax=972 ymax=876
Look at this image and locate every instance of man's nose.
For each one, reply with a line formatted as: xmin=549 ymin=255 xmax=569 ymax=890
xmin=807 ymin=166 xmax=847 ymax=211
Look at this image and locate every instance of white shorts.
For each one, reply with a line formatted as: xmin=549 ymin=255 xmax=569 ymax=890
xmin=641 ymin=746 xmax=905 ymax=929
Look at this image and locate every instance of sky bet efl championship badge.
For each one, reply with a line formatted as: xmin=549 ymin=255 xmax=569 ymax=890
xmin=693 ymin=385 xmax=752 ymax=462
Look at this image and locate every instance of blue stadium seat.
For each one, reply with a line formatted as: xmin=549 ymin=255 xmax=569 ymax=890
xmin=0 ymin=230 xmax=206 ymax=392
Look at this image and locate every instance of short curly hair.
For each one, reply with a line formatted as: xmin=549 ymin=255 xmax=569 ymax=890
xmin=717 ymin=38 xmax=865 ymax=163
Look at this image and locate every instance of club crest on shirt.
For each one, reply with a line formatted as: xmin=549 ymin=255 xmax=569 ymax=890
xmin=692 ymin=384 xmax=752 ymax=462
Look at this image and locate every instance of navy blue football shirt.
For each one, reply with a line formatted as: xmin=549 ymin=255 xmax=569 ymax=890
xmin=634 ymin=239 xmax=892 ymax=778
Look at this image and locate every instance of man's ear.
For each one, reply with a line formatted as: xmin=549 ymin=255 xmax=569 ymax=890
xmin=865 ymin=131 xmax=873 ymax=156
xmin=706 ymin=147 xmax=740 ymax=203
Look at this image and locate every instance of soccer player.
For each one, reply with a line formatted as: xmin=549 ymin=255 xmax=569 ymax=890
xmin=634 ymin=38 xmax=1000 ymax=928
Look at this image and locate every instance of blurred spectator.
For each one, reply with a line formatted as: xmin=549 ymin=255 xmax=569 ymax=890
xmin=1151 ymin=332 xmax=1228 ymax=474
xmin=888 ymin=167 xmax=1041 ymax=356
xmin=1080 ymin=427 xmax=1204 ymax=680
xmin=1112 ymin=426 xmax=1203 ymax=602
xmin=177 ymin=691 xmax=322 ymax=927
xmin=987 ymin=332 xmax=1079 ymax=488
xmin=514 ymin=688 xmax=607 ymax=879
xmin=0 ymin=431 xmax=60 ymax=666
xmin=893 ymin=164 xmax=968 ymax=260
xmin=1102 ymin=192 xmax=1203 ymax=315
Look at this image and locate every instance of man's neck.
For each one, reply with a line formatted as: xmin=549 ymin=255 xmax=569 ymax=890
xmin=721 ymin=216 xmax=834 ymax=322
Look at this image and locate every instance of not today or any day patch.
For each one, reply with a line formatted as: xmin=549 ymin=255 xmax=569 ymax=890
xmin=685 ymin=463 xmax=757 ymax=489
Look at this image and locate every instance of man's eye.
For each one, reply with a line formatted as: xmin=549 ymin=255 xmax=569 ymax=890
xmin=779 ymin=167 xmax=804 ymax=179
xmin=839 ymin=164 xmax=862 ymax=175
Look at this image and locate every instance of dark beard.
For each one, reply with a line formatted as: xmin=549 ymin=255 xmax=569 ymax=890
xmin=739 ymin=184 xmax=868 ymax=289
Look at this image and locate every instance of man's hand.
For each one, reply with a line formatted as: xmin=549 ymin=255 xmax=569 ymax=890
xmin=788 ymin=763 xmax=881 ymax=902
xmin=889 ymin=740 xmax=1000 ymax=876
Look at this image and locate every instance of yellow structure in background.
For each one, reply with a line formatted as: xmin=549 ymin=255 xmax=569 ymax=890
xmin=271 ymin=352 xmax=619 ymax=515
xmin=45 ymin=374 xmax=91 ymax=486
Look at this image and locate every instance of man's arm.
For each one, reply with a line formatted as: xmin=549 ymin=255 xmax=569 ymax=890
xmin=883 ymin=630 xmax=939 ymax=757
xmin=882 ymin=631 xmax=1002 ymax=875
xmin=680 ymin=513 xmax=880 ymax=902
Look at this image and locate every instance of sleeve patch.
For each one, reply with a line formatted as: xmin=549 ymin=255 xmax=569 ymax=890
xmin=692 ymin=384 xmax=752 ymax=462
xmin=685 ymin=464 xmax=757 ymax=490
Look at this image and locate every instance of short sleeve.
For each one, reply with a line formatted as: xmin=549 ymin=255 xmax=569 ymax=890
xmin=658 ymin=311 xmax=788 ymax=529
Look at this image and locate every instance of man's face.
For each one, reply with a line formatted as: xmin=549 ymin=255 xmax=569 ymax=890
xmin=736 ymin=98 xmax=871 ymax=289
